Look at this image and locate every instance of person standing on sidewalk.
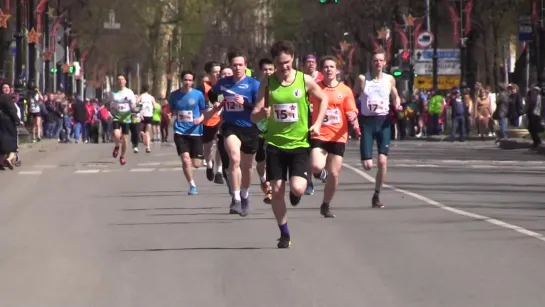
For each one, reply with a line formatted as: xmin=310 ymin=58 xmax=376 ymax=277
xmin=493 ymin=83 xmax=509 ymax=142
xmin=449 ymin=89 xmax=466 ymax=142
xmin=525 ymin=86 xmax=543 ymax=150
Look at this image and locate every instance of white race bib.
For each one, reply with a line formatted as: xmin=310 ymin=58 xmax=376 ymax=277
xmin=224 ymin=96 xmax=244 ymax=112
xmin=323 ymin=108 xmax=341 ymax=125
xmin=273 ymin=103 xmax=298 ymax=123
xmin=117 ymin=103 xmax=130 ymax=112
xmin=366 ymin=100 xmax=385 ymax=112
xmin=177 ymin=110 xmax=193 ymax=122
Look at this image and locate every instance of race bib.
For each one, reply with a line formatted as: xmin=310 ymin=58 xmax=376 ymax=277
xmin=323 ymin=108 xmax=341 ymax=125
xmin=224 ymin=96 xmax=244 ymax=112
xmin=366 ymin=100 xmax=385 ymax=112
xmin=273 ymin=103 xmax=298 ymax=123
xmin=177 ymin=110 xmax=193 ymax=122
xmin=117 ymin=103 xmax=130 ymax=112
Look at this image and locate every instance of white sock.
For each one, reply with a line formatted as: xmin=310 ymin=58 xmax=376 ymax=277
xmin=216 ymin=165 xmax=222 ymax=174
xmin=233 ymin=190 xmax=241 ymax=201
xmin=206 ymin=160 xmax=213 ymax=169
xmin=189 ymin=180 xmax=196 ymax=187
xmin=260 ymin=174 xmax=266 ymax=183
xmin=241 ymin=188 xmax=249 ymax=199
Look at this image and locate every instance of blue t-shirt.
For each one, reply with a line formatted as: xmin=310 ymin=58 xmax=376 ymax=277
xmin=168 ymin=89 xmax=206 ymax=136
xmin=212 ymin=76 xmax=260 ymax=128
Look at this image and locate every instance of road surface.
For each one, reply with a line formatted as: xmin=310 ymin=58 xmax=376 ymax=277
xmin=1 ymin=139 xmax=544 ymax=307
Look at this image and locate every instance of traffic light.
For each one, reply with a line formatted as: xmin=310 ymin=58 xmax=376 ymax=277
xmin=393 ymin=70 xmax=402 ymax=77
xmin=401 ymin=50 xmax=410 ymax=62
xmin=319 ymin=0 xmax=339 ymax=4
xmin=69 ymin=65 xmax=75 ymax=74
xmin=50 ymin=67 xmax=57 ymax=73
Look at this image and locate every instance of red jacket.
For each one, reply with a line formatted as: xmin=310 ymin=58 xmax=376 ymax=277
xmin=85 ymin=103 xmax=96 ymax=123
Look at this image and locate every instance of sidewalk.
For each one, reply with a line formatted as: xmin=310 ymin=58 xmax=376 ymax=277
xmin=498 ymin=138 xmax=545 ymax=154
xmin=404 ymin=135 xmax=497 ymax=142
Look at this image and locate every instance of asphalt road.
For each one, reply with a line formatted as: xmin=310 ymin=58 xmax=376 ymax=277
xmin=1 ymin=139 xmax=544 ymax=307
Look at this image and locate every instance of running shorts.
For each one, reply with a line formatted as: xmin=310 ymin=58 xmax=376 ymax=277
xmin=174 ymin=134 xmax=204 ymax=159
xmin=221 ymin=123 xmax=259 ymax=155
xmin=310 ymin=139 xmax=346 ymax=157
xmin=359 ymin=115 xmax=391 ymax=160
xmin=113 ymin=121 xmax=130 ymax=135
xmin=255 ymin=137 xmax=266 ymax=163
xmin=142 ymin=116 xmax=153 ymax=125
xmin=202 ymin=124 xmax=219 ymax=143
xmin=266 ymin=144 xmax=309 ymax=181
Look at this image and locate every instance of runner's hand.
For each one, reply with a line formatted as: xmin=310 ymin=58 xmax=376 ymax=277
xmin=234 ymin=95 xmax=244 ymax=105
xmin=261 ymin=107 xmax=271 ymax=119
xmin=194 ymin=116 xmax=204 ymax=125
xmin=395 ymin=104 xmax=403 ymax=111
xmin=346 ymin=111 xmax=357 ymax=122
xmin=309 ymin=124 xmax=320 ymax=136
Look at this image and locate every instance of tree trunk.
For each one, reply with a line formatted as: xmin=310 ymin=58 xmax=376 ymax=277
xmin=148 ymin=7 xmax=165 ymax=98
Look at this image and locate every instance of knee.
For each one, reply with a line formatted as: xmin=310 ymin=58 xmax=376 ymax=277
xmin=377 ymin=155 xmax=387 ymax=169
xmin=181 ymin=155 xmax=192 ymax=167
xmin=192 ymin=159 xmax=203 ymax=168
xmin=271 ymin=181 xmax=285 ymax=196
xmin=290 ymin=180 xmax=306 ymax=196
xmin=362 ymin=159 xmax=373 ymax=170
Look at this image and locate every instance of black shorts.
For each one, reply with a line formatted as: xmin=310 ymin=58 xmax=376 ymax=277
xmin=152 ymin=120 xmax=160 ymax=126
xmin=142 ymin=116 xmax=153 ymax=125
xmin=29 ymin=112 xmax=41 ymax=119
xmin=266 ymin=144 xmax=309 ymax=181
xmin=255 ymin=137 xmax=266 ymax=163
xmin=202 ymin=124 xmax=219 ymax=143
xmin=174 ymin=134 xmax=204 ymax=159
xmin=310 ymin=139 xmax=346 ymax=157
xmin=113 ymin=121 xmax=130 ymax=135
xmin=221 ymin=123 xmax=259 ymax=155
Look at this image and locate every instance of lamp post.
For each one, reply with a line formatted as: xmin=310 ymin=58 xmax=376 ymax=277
xmin=27 ymin=0 xmax=36 ymax=90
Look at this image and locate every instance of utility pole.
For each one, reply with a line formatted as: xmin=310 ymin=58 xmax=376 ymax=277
xmin=27 ymin=0 xmax=36 ymax=89
xmin=14 ymin=0 xmax=23 ymax=93
xmin=432 ymin=0 xmax=439 ymax=91
xmin=62 ymin=12 xmax=71 ymax=94
xmin=459 ymin=0 xmax=468 ymax=88
xmin=44 ymin=5 xmax=51 ymax=92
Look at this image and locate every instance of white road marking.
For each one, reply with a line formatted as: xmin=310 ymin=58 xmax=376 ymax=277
xmin=342 ymin=163 xmax=545 ymax=243
xmin=101 ymin=169 xmax=122 ymax=173
xmin=129 ymin=168 xmax=155 ymax=172
xmin=33 ymin=164 xmax=57 ymax=169
xmin=74 ymin=169 xmax=100 ymax=174
xmin=137 ymin=162 xmax=161 ymax=166
xmin=18 ymin=170 xmax=42 ymax=175
xmin=162 ymin=161 xmax=181 ymax=166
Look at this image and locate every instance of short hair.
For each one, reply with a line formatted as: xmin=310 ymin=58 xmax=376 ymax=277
xmin=180 ymin=70 xmax=195 ymax=80
xmin=116 ymin=74 xmax=125 ymax=79
xmin=204 ymin=61 xmax=221 ymax=74
xmin=140 ymin=84 xmax=149 ymax=93
xmin=373 ymin=47 xmax=387 ymax=59
xmin=270 ymin=40 xmax=296 ymax=58
xmin=320 ymin=55 xmax=338 ymax=68
xmin=227 ymin=48 xmax=247 ymax=64
xmin=259 ymin=58 xmax=274 ymax=69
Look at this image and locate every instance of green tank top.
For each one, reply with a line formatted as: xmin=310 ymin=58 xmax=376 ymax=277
xmin=265 ymin=71 xmax=310 ymax=149
xmin=152 ymin=102 xmax=161 ymax=121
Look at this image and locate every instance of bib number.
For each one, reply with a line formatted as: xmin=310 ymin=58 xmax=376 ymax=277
xmin=323 ymin=108 xmax=341 ymax=125
xmin=367 ymin=100 xmax=384 ymax=112
xmin=177 ymin=110 xmax=194 ymax=122
xmin=273 ymin=103 xmax=298 ymax=123
xmin=117 ymin=103 xmax=130 ymax=112
xmin=224 ymin=97 xmax=244 ymax=112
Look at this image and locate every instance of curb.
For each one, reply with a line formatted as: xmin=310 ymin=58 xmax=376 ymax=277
xmin=498 ymin=139 xmax=545 ymax=154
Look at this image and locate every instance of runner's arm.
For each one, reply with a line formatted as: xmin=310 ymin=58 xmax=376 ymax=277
xmin=353 ymin=74 xmax=366 ymax=96
xmin=251 ymin=79 xmax=268 ymax=123
xmin=389 ymin=76 xmax=401 ymax=109
xmin=305 ymin=74 xmax=328 ymax=125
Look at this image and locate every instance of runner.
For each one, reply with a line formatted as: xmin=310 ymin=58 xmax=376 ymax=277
xmin=151 ymin=98 xmax=162 ymax=142
xmin=302 ymin=54 xmax=324 ymax=195
xmin=310 ymin=55 xmax=359 ymax=218
xmin=139 ymin=84 xmax=156 ymax=153
xmin=169 ymin=70 xmax=207 ymax=195
xmin=251 ymin=40 xmax=328 ymax=248
xmin=200 ymin=61 xmax=224 ymax=184
xmin=256 ymin=58 xmax=275 ymax=204
xmin=208 ymin=49 xmax=261 ymax=216
xmin=110 ymin=74 xmax=137 ymax=165
xmin=353 ymin=49 xmax=402 ymax=208
xmin=215 ymin=65 xmax=234 ymax=196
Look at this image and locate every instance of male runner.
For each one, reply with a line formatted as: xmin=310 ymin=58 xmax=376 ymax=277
xmin=200 ymin=61 xmax=224 ymax=184
xmin=252 ymin=40 xmax=328 ymax=249
xmin=169 ymin=70 xmax=207 ymax=195
xmin=310 ymin=56 xmax=358 ymax=218
xmin=110 ymin=74 xmax=137 ymax=165
xmin=302 ymin=54 xmax=324 ymax=195
xmin=353 ymin=49 xmax=401 ymax=208
xmin=208 ymin=49 xmax=260 ymax=216
xmin=256 ymin=58 xmax=275 ymax=204
xmin=139 ymin=84 xmax=156 ymax=153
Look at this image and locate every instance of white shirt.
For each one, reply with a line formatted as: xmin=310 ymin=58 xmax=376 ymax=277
xmin=139 ymin=93 xmax=155 ymax=117
xmin=109 ymin=88 xmax=136 ymax=112
xmin=359 ymin=72 xmax=392 ymax=116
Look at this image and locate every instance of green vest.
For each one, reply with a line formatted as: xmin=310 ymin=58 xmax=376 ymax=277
xmin=265 ymin=71 xmax=309 ymax=149
xmin=152 ymin=102 xmax=161 ymax=121
xmin=429 ymin=95 xmax=443 ymax=114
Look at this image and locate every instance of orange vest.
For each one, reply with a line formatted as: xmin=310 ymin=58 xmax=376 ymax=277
xmin=202 ymin=82 xmax=221 ymax=127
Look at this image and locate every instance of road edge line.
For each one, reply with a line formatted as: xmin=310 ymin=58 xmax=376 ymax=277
xmin=342 ymin=163 xmax=545 ymax=243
